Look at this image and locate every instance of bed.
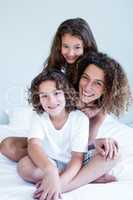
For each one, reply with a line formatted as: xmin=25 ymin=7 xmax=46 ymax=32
xmin=0 ymin=107 xmax=133 ymax=200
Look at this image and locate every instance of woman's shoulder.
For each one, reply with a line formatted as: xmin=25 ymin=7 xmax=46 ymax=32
xmin=98 ymin=114 xmax=133 ymax=138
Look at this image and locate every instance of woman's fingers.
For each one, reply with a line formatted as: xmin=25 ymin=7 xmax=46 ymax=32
xmin=36 ymin=181 xmax=42 ymax=189
xmin=113 ymin=141 xmax=119 ymax=159
xmin=39 ymin=190 xmax=49 ymax=200
xmin=95 ymin=138 xmax=119 ymax=160
xmin=33 ymin=191 xmax=42 ymax=199
xmin=105 ymin=139 xmax=119 ymax=160
xmin=103 ymin=139 xmax=110 ymax=158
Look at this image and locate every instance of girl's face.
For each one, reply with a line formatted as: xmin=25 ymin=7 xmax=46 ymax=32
xmin=39 ymin=80 xmax=66 ymax=117
xmin=61 ymin=33 xmax=84 ymax=64
xmin=79 ymin=64 xmax=105 ymax=104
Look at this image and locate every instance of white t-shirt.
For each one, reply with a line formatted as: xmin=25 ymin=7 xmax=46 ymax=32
xmin=28 ymin=110 xmax=89 ymax=163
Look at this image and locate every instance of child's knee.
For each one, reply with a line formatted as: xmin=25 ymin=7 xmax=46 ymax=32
xmin=1 ymin=137 xmax=26 ymax=161
xmin=17 ymin=157 xmax=29 ymax=178
xmin=17 ymin=157 xmax=42 ymax=183
xmin=1 ymin=137 xmax=17 ymax=161
xmin=1 ymin=137 xmax=11 ymax=151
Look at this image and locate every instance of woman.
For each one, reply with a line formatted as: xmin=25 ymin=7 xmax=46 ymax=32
xmin=57 ymin=51 xmax=132 ymax=193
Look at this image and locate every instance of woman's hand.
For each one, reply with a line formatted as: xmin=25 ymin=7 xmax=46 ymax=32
xmin=94 ymin=138 xmax=119 ymax=160
xmin=33 ymin=167 xmax=62 ymax=200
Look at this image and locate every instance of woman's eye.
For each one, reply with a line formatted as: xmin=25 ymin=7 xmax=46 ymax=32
xmin=95 ymin=81 xmax=103 ymax=87
xmin=54 ymin=90 xmax=63 ymax=96
xmin=54 ymin=91 xmax=61 ymax=96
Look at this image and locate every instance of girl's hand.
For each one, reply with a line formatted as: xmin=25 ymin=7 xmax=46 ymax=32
xmin=94 ymin=138 xmax=119 ymax=160
xmin=33 ymin=167 xmax=62 ymax=200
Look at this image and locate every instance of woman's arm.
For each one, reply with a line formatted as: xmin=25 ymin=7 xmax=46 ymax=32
xmin=60 ymin=152 xmax=83 ymax=187
xmin=88 ymin=111 xmax=119 ymax=159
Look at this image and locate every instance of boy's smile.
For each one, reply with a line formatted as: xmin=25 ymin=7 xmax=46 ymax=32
xmin=39 ymin=80 xmax=66 ymax=117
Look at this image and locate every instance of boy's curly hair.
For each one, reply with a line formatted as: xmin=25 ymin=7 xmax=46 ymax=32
xmin=28 ymin=68 xmax=78 ymax=114
xmin=76 ymin=51 xmax=132 ymax=117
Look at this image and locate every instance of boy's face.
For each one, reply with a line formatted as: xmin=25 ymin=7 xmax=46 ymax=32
xmin=61 ymin=33 xmax=84 ymax=64
xmin=79 ymin=64 xmax=105 ymax=104
xmin=38 ymin=80 xmax=66 ymax=117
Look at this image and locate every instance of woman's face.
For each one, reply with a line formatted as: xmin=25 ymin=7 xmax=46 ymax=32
xmin=61 ymin=33 xmax=84 ymax=64
xmin=79 ymin=64 xmax=105 ymax=104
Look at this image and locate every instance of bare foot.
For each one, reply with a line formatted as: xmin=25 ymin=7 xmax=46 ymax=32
xmin=92 ymin=174 xmax=117 ymax=183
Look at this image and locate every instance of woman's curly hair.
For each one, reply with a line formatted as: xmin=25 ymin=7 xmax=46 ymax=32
xmin=28 ymin=68 xmax=78 ymax=114
xmin=75 ymin=51 xmax=132 ymax=117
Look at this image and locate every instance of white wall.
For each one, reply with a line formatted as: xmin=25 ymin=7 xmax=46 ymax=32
xmin=0 ymin=0 xmax=133 ymax=124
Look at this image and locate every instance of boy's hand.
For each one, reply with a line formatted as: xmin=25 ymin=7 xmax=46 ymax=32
xmin=33 ymin=167 xmax=62 ymax=200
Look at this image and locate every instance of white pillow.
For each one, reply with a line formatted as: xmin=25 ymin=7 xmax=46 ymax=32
xmin=6 ymin=106 xmax=33 ymax=131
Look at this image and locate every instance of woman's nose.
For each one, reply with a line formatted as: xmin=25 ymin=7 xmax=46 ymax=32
xmin=84 ymin=82 xmax=93 ymax=91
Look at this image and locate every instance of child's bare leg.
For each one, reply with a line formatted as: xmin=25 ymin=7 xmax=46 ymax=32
xmin=61 ymin=154 xmax=119 ymax=193
xmin=1 ymin=137 xmax=28 ymax=161
xmin=17 ymin=156 xmax=44 ymax=183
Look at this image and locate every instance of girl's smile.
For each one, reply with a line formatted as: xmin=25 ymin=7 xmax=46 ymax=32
xmin=61 ymin=33 xmax=84 ymax=64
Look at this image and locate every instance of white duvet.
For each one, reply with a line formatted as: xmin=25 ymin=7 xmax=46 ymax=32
xmin=0 ymin=114 xmax=133 ymax=200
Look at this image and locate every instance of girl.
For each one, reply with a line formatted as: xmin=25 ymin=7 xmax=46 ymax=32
xmin=45 ymin=17 xmax=98 ymax=85
xmin=17 ymin=69 xmax=89 ymax=200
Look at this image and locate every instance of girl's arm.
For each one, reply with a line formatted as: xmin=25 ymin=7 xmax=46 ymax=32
xmin=60 ymin=152 xmax=83 ymax=187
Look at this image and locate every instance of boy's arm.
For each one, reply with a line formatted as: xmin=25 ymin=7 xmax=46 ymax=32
xmin=60 ymin=151 xmax=83 ymax=187
xmin=28 ymin=138 xmax=61 ymax=200
xmin=28 ymin=138 xmax=54 ymax=171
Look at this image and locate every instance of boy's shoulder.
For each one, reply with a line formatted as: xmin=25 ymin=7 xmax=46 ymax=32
xmin=31 ymin=111 xmax=48 ymax=121
xmin=70 ymin=110 xmax=89 ymax=121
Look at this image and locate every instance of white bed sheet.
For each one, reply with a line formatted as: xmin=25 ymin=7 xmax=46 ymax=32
xmin=0 ymin=125 xmax=133 ymax=200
